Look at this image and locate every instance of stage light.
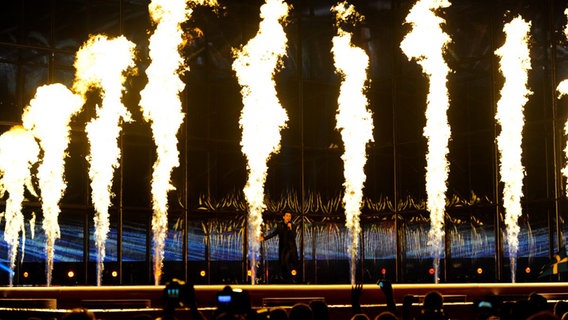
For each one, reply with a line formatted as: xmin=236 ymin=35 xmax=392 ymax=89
xmin=477 ymin=268 xmax=483 ymax=275
xmin=428 ymin=268 xmax=435 ymax=275
xmin=200 ymin=270 xmax=206 ymax=277
xmin=525 ymin=267 xmax=531 ymax=274
xmin=22 ymin=272 xmax=29 ymax=278
xmin=291 ymin=269 xmax=297 ymax=276
xmin=111 ymin=270 xmax=118 ymax=278
xmin=381 ymin=268 xmax=386 ymax=275
xmin=67 ymin=270 xmax=75 ymax=278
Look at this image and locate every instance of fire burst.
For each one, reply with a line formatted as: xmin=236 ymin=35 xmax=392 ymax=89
xmin=73 ymin=34 xmax=136 ymax=286
xmin=400 ymin=0 xmax=452 ymax=283
xmin=0 ymin=126 xmax=39 ymax=286
xmin=331 ymin=2 xmax=374 ymax=285
xmin=557 ymin=8 xmax=568 ymax=196
xmin=232 ymin=0 xmax=290 ymax=284
xmin=21 ymin=84 xmax=84 ymax=286
xmin=141 ymin=0 xmax=218 ymax=286
xmin=495 ymin=16 xmax=532 ymax=283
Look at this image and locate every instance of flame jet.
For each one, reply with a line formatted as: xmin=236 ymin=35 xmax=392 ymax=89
xmin=21 ymin=84 xmax=84 ymax=286
xmin=400 ymin=0 xmax=452 ymax=283
xmin=0 ymin=126 xmax=39 ymax=286
xmin=232 ymin=0 xmax=290 ymax=284
xmin=140 ymin=0 xmax=218 ymax=286
xmin=495 ymin=16 xmax=532 ymax=283
xmin=557 ymin=8 xmax=568 ymax=196
xmin=72 ymin=34 xmax=136 ymax=286
xmin=331 ymin=2 xmax=374 ymax=285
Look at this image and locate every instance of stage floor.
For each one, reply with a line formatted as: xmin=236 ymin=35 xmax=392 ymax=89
xmin=0 ymin=283 xmax=566 ymax=319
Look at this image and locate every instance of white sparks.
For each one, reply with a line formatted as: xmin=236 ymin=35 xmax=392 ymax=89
xmin=495 ymin=16 xmax=532 ymax=283
xmin=331 ymin=2 xmax=374 ymax=285
xmin=232 ymin=0 xmax=290 ymax=284
xmin=21 ymin=83 xmax=84 ymax=286
xmin=73 ymin=34 xmax=136 ymax=286
xmin=400 ymin=0 xmax=452 ymax=283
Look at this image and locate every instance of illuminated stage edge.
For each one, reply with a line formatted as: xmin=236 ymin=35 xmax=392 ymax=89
xmin=0 ymin=283 xmax=566 ymax=310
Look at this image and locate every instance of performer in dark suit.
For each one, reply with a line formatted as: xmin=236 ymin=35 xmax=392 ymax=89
xmin=259 ymin=211 xmax=298 ymax=283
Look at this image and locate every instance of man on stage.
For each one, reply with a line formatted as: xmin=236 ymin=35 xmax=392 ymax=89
xmin=259 ymin=211 xmax=298 ymax=283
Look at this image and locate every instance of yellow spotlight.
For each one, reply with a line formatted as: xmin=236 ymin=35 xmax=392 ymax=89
xmin=23 ymin=272 xmax=29 ymax=278
xmin=67 ymin=270 xmax=75 ymax=278
xmin=525 ymin=267 xmax=531 ymax=274
xmin=200 ymin=270 xmax=206 ymax=277
xmin=291 ymin=269 xmax=297 ymax=276
xmin=477 ymin=268 xmax=483 ymax=275
xmin=111 ymin=271 xmax=118 ymax=278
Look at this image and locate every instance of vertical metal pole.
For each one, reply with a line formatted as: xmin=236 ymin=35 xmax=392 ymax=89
xmin=489 ymin=1 xmax=502 ymax=282
xmin=392 ymin=0 xmax=402 ymax=283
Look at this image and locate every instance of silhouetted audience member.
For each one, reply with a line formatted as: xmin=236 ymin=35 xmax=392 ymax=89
xmin=352 ymin=283 xmax=364 ymax=315
xmin=288 ymin=303 xmax=312 ymax=320
xmin=529 ymin=292 xmax=550 ymax=315
xmin=527 ymin=310 xmax=560 ymax=320
xmin=350 ymin=314 xmax=370 ymax=320
xmin=378 ymin=280 xmax=398 ymax=316
xmin=309 ymin=300 xmax=329 ymax=320
xmin=417 ymin=291 xmax=448 ymax=320
xmin=374 ymin=311 xmax=398 ymax=320
xmin=62 ymin=308 xmax=97 ymax=320
xmin=269 ymin=307 xmax=288 ymax=320
xmin=555 ymin=301 xmax=568 ymax=319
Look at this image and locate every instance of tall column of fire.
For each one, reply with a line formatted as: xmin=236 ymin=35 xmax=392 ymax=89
xmin=0 ymin=126 xmax=39 ymax=286
xmin=140 ymin=0 xmax=218 ymax=286
xmin=72 ymin=35 xmax=136 ymax=286
xmin=21 ymin=84 xmax=84 ymax=286
xmin=331 ymin=2 xmax=374 ymax=285
xmin=400 ymin=0 xmax=452 ymax=283
xmin=495 ymin=16 xmax=532 ymax=283
xmin=232 ymin=0 xmax=290 ymax=284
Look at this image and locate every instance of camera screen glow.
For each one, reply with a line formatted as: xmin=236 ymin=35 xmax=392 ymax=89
xmin=218 ymin=295 xmax=232 ymax=303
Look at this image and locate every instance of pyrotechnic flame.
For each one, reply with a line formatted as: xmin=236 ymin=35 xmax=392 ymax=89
xmin=0 ymin=126 xmax=39 ymax=286
xmin=400 ymin=0 xmax=452 ymax=283
xmin=232 ymin=0 xmax=290 ymax=284
xmin=73 ymin=34 xmax=136 ymax=286
xmin=557 ymin=8 xmax=568 ymax=196
xmin=331 ymin=2 xmax=374 ymax=285
xmin=21 ymin=83 xmax=84 ymax=286
xmin=142 ymin=0 xmax=218 ymax=286
xmin=495 ymin=16 xmax=532 ymax=283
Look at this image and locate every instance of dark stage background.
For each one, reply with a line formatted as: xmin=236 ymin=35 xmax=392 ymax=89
xmin=0 ymin=0 xmax=567 ymax=286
